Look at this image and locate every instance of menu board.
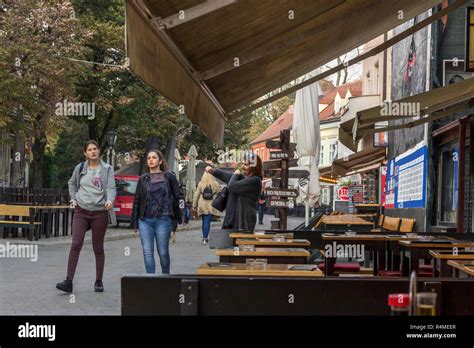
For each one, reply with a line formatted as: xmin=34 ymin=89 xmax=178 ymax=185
xmin=385 ymin=142 xmax=427 ymax=209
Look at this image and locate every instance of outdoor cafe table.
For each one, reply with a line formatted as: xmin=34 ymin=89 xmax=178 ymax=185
xmin=229 ymin=232 xmax=294 ymax=246
xmin=447 ymin=260 xmax=474 ymax=278
xmin=429 ymin=250 xmax=474 ymax=277
xmin=321 ymin=233 xmax=388 ymax=276
xmin=215 ymin=247 xmax=309 ymax=264
xmin=197 ymin=263 xmax=323 ymax=277
xmin=398 ymin=240 xmax=474 ymax=276
xmin=319 ymin=215 xmax=374 ymax=232
xmin=235 ymin=238 xmax=310 ymax=248
xmin=229 ymin=232 xmax=294 ymax=239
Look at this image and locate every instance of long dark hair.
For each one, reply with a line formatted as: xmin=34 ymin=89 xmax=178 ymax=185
xmin=245 ymin=152 xmax=264 ymax=178
xmin=146 ymin=149 xmax=168 ymax=172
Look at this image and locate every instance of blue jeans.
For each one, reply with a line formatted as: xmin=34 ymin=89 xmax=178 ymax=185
xmin=138 ymin=216 xmax=173 ymax=274
xmin=258 ymin=205 xmax=265 ymax=224
xmin=201 ymin=214 xmax=212 ymax=239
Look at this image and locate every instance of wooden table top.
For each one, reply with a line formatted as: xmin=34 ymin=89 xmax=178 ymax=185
xmin=399 ymin=240 xmax=474 ymax=248
xmin=322 ymin=233 xmax=387 ymax=241
xmin=447 ymin=260 xmax=474 ymax=276
xmin=229 ymin=233 xmax=294 ymax=239
xmin=197 ymin=263 xmax=323 ymax=277
xmin=3 ymin=204 xmax=71 ymax=209
xmin=321 ymin=215 xmax=373 ymax=226
xmin=429 ymin=250 xmax=474 ymax=260
xmin=355 ymin=204 xmax=380 ymax=207
xmin=235 ymin=238 xmax=310 ymax=247
xmin=216 ymin=247 xmax=309 ymax=257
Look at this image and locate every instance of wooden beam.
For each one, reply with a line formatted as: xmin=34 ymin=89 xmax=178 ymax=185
xmin=229 ymin=0 xmax=468 ymax=118
xmin=152 ymin=0 xmax=237 ymax=30
xmin=200 ymin=0 xmax=346 ymax=80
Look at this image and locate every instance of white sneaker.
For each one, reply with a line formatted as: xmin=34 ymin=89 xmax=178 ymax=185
xmin=170 ymin=233 xmax=176 ymax=243
xmin=202 ymin=238 xmax=208 ymax=245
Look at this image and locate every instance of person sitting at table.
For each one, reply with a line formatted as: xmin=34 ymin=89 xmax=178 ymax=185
xmin=56 ymin=140 xmax=116 ymax=293
xmin=205 ymin=151 xmax=263 ymax=232
xmin=192 ymin=171 xmax=221 ymax=244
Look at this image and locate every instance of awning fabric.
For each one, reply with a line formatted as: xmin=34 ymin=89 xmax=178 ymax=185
xmin=126 ymin=0 xmax=442 ymax=145
xmin=339 ymin=78 xmax=474 ymax=152
xmin=319 ymin=147 xmax=386 ymax=177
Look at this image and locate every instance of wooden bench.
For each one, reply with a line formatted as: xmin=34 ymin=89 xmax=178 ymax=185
xmin=0 ymin=204 xmax=41 ymax=241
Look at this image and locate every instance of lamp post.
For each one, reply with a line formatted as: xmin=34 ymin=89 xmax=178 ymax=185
xmin=105 ymin=129 xmax=117 ymax=168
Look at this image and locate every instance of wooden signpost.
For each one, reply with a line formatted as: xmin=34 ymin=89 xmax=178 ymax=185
xmin=264 ymin=129 xmax=296 ymax=230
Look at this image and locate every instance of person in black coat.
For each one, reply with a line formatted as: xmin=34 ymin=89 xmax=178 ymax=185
xmin=206 ymin=152 xmax=263 ymax=231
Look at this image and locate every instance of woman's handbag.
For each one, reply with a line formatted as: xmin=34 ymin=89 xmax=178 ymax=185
xmin=211 ymin=186 xmax=228 ymax=212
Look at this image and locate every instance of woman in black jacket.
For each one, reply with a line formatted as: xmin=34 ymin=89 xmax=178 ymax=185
xmin=131 ymin=149 xmax=184 ymax=274
xmin=206 ymin=152 xmax=263 ymax=231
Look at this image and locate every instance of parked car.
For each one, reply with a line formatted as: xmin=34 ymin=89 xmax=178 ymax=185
xmin=113 ymin=175 xmax=139 ymax=227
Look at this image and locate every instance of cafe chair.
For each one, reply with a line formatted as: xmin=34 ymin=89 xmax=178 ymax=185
xmin=370 ymin=214 xmax=385 ymax=233
xmin=398 ymin=218 xmax=416 ymax=233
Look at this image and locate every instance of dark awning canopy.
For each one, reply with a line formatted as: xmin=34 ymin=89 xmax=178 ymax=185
xmin=126 ymin=0 xmax=443 ymax=145
xmin=320 ymin=147 xmax=386 ymax=178
xmin=339 ymin=77 xmax=474 ymax=152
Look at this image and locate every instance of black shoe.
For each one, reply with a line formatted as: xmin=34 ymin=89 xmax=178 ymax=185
xmin=56 ymin=279 xmax=73 ymax=293
xmin=94 ymin=280 xmax=104 ymax=292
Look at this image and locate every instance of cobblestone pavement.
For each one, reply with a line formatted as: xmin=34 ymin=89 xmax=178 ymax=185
xmin=0 ymin=216 xmax=305 ymax=315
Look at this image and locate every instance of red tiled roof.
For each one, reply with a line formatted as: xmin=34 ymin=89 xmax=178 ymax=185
xmin=319 ymin=80 xmax=362 ymax=104
xmin=251 ymin=107 xmax=293 ymax=144
xmin=319 ymin=101 xmax=335 ymax=121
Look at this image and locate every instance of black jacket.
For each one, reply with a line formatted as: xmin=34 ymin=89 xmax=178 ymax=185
xmin=131 ymin=171 xmax=184 ymax=230
xmin=213 ymin=168 xmax=262 ymax=231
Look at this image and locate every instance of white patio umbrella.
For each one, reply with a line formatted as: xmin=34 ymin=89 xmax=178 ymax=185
xmin=174 ymin=148 xmax=181 ymax=176
xmin=185 ymin=145 xmax=198 ymax=203
xmin=292 ymin=70 xmax=324 ymax=226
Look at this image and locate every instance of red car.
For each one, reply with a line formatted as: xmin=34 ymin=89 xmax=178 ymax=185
xmin=113 ymin=175 xmax=139 ymax=227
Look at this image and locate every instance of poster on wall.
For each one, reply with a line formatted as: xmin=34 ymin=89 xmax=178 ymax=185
xmin=381 ymin=166 xmax=387 ymax=207
xmin=385 ymin=142 xmax=427 ymax=209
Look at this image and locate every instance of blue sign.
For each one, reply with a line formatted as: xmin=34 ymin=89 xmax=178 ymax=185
xmin=385 ymin=144 xmax=427 ymax=209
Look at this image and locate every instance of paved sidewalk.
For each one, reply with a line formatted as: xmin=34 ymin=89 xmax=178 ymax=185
xmin=0 ymin=215 xmax=305 ymax=315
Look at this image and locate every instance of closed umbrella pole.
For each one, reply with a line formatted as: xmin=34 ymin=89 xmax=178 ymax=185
xmin=293 ymin=70 xmax=324 ymax=226
xmin=174 ymin=148 xmax=181 ymax=176
xmin=185 ymin=145 xmax=198 ymax=203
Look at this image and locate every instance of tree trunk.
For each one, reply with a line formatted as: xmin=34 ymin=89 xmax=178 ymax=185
xmin=31 ymin=132 xmax=47 ymax=188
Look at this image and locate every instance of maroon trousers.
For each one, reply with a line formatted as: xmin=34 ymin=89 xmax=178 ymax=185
xmin=66 ymin=205 xmax=109 ymax=281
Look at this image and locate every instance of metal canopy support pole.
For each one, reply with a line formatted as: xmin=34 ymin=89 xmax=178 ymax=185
xmin=457 ymin=117 xmax=467 ymax=232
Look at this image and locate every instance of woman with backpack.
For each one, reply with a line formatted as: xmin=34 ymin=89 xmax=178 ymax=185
xmin=192 ymin=171 xmax=220 ymax=244
xmin=131 ymin=149 xmax=184 ymax=274
xmin=205 ymin=152 xmax=263 ymax=232
xmin=56 ymin=140 xmax=116 ymax=293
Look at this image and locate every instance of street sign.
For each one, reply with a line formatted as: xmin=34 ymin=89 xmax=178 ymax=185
xmin=337 ymin=186 xmax=349 ymax=201
xmin=269 ymin=199 xmax=294 ymax=208
xmin=266 ymin=139 xmax=297 ymax=151
xmin=269 ymin=151 xmax=294 ymax=160
xmin=263 ymin=158 xmax=298 ymax=171
xmin=269 ymin=169 xmax=309 ymax=178
xmin=265 ymin=188 xmax=298 ymax=197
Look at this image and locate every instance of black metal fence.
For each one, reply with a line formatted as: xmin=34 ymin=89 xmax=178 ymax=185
xmin=0 ymin=187 xmax=69 ymax=205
